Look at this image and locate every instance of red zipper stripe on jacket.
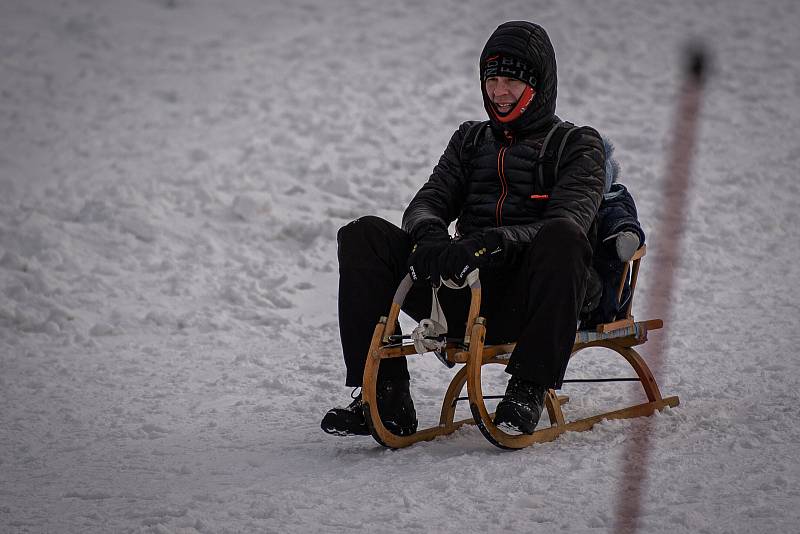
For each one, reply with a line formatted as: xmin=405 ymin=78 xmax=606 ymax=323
xmin=495 ymin=132 xmax=513 ymax=226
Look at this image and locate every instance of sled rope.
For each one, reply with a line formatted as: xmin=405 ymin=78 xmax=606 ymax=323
xmin=411 ymin=270 xmax=480 ymax=364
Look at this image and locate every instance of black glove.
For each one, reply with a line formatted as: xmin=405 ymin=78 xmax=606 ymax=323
xmin=407 ymin=227 xmax=450 ymax=284
xmin=438 ymin=231 xmax=503 ymax=285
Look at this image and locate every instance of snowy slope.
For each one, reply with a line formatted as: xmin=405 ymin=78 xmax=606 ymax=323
xmin=1 ymin=0 xmax=799 ymax=532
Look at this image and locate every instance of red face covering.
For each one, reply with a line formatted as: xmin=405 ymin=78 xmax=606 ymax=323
xmin=487 ymin=85 xmax=536 ymax=123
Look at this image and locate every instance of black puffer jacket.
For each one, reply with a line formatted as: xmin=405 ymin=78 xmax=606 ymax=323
xmin=402 ymin=21 xmax=606 ymax=255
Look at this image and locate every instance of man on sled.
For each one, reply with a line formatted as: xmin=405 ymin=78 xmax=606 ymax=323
xmin=322 ymin=21 xmax=640 ymax=438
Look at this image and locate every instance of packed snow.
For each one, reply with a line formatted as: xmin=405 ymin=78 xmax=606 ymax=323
xmin=2 ymin=0 xmax=799 ymax=532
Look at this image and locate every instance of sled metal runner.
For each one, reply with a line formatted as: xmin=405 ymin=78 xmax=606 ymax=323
xmin=361 ymin=245 xmax=679 ymax=450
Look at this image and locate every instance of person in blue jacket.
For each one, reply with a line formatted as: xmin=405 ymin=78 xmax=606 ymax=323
xmin=581 ymin=139 xmax=646 ymax=328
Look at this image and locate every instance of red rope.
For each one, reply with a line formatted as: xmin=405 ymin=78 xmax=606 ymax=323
xmin=613 ymin=46 xmax=708 ymax=533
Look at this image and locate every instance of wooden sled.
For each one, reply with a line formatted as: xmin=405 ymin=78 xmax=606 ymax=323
xmin=362 ymin=245 xmax=679 ymax=450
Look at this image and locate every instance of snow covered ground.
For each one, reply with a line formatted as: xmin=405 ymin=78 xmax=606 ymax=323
xmin=2 ymin=0 xmax=800 ymax=532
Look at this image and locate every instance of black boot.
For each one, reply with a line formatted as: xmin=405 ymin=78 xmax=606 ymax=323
xmin=375 ymin=379 xmax=418 ymax=436
xmin=320 ymin=390 xmax=370 ymax=436
xmin=493 ymin=375 xmax=546 ymax=434
xmin=321 ymin=380 xmax=418 ymax=437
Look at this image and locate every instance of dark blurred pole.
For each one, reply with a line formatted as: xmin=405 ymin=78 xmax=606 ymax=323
xmin=613 ymin=44 xmax=708 ymax=534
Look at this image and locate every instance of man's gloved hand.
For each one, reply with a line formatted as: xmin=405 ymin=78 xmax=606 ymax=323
xmin=439 ymin=231 xmax=503 ymax=285
xmin=612 ymin=231 xmax=641 ymax=262
xmin=407 ymin=227 xmax=450 ymax=284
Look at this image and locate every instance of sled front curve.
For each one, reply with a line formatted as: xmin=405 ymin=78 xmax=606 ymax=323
xmin=361 ymin=274 xmax=485 ymax=449
xmin=361 ymin=246 xmax=679 ymax=450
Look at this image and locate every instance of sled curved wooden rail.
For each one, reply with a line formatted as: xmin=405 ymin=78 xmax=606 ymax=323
xmin=361 ymin=245 xmax=679 ymax=450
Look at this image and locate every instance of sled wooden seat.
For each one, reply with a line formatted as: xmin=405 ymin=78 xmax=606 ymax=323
xmin=361 ymin=246 xmax=679 ymax=450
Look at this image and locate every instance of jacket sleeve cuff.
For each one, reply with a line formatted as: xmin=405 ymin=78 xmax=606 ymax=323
xmin=411 ymin=220 xmax=450 ymax=243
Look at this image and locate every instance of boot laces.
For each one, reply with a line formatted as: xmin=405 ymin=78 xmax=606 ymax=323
xmin=347 ymin=387 xmax=363 ymax=410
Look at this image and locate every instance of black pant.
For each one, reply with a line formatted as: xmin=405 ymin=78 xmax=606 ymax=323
xmin=337 ymin=216 xmax=591 ymax=389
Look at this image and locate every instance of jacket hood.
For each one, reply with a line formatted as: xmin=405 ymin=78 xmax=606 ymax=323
xmin=480 ymin=21 xmax=557 ymax=134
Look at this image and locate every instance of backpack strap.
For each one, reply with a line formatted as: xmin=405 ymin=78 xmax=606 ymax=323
xmin=459 ymin=119 xmax=579 ymax=192
xmin=458 ymin=120 xmax=490 ymax=172
xmin=537 ymin=121 xmax=578 ymax=192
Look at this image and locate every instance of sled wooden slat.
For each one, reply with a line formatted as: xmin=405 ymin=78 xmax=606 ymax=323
xmin=361 ymin=246 xmax=680 ymax=450
xmin=374 ymin=344 xmax=427 ymax=358
xmin=597 ymin=318 xmax=635 ymax=333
